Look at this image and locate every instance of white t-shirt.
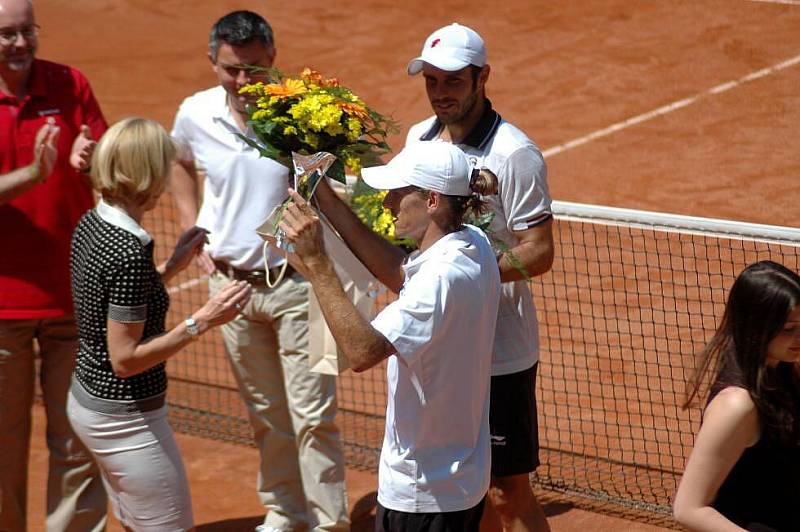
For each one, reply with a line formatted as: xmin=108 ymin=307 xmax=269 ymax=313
xmin=406 ymin=107 xmax=552 ymax=376
xmin=171 ymin=86 xmax=289 ymax=270
xmin=371 ymin=225 xmax=500 ymax=513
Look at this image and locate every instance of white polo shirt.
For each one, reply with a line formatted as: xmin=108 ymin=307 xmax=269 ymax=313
xmin=371 ymin=225 xmax=500 ymax=513
xmin=406 ymin=100 xmax=552 ymax=376
xmin=171 ymin=86 xmax=289 ymax=270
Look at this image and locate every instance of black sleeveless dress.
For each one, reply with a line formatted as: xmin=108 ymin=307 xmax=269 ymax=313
xmin=709 ymin=370 xmax=800 ymax=531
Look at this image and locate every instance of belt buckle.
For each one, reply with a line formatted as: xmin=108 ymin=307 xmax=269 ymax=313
xmin=246 ymin=270 xmax=266 ymax=285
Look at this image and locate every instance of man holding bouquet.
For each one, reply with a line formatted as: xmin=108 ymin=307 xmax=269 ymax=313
xmin=281 ymin=141 xmax=501 ymax=531
xmin=169 ymin=10 xmax=348 ymax=532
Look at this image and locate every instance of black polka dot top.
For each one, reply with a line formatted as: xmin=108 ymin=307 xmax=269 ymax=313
xmin=70 ymin=205 xmax=168 ymax=401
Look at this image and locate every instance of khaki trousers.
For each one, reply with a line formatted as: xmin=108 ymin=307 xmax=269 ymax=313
xmin=210 ymin=272 xmax=348 ymax=531
xmin=0 ymin=316 xmax=106 ymax=532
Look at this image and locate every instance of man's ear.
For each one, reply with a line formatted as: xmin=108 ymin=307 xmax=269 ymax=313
xmin=427 ymin=191 xmax=442 ymax=212
xmin=478 ymin=64 xmax=491 ymax=90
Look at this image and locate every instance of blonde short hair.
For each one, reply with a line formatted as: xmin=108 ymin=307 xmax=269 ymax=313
xmin=90 ymin=117 xmax=176 ymax=205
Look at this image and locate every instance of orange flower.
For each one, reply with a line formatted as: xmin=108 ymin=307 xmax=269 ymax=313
xmin=339 ymin=101 xmax=369 ymax=120
xmin=264 ymin=78 xmax=307 ymax=98
xmin=302 ymin=67 xmax=340 ymax=88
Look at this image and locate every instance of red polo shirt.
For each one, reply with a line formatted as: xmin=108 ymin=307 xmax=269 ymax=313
xmin=0 ymin=59 xmax=107 ymax=319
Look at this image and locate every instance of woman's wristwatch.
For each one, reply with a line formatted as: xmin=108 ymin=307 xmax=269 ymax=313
xmin=185 ymin=316 xmax=200 ymax=339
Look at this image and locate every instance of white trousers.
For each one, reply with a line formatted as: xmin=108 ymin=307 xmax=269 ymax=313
xmin=67 ymin=393 xmax=194 ymax=531
xmin=210 ymin=271 xmax=349 ymax=531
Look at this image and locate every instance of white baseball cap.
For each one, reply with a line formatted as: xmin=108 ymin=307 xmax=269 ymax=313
xmin=361 ymin=142 xmax=473 ymax=197
xmin=407 ymin=23 xmax=486 ymax=75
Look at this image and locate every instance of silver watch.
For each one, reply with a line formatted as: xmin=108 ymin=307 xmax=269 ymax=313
xmin=185 ymin=316 xmax=200 ymax=338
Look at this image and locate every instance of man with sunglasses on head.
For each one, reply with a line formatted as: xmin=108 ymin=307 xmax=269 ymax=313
xmin=0 ymin=0 xmax=108 ymax=530
xmin=170 ymin=10 xmax=348 ymax=532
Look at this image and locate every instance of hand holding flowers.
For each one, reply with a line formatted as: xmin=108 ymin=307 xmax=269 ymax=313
xmin=242 ymin=67 xmax=406 ymax=285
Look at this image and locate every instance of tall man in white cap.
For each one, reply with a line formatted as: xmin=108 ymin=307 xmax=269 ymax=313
xmin=405 ymin=22 xmax=554 ymax=532
xmin=282 ymin=141 xmax=501 ymax=531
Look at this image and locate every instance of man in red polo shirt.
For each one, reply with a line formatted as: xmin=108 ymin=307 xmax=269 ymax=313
xmin=0 ymin=0 xmax=108 ymax=530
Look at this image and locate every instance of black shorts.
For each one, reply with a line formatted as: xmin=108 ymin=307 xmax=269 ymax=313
xmin=375 ymin=497 xmax=485 ymax=532
xmin=490 ymin=363 xmax=540 ymax=477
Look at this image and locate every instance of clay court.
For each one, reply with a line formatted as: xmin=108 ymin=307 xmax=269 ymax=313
xmin=24 ymin=0 xmax=800 ymax=530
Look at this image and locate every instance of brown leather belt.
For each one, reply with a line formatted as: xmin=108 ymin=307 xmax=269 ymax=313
xmin=212 ymin=259 xmax=294 ymax=287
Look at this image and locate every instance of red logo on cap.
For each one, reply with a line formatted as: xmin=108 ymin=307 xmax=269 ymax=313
xmin=431 ymin=38 xmax=441 ymax=48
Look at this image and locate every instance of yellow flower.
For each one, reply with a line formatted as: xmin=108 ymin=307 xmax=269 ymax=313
xmin=284 ymin=125 xmax=297 ymax=136
xmin=303 ymin=131 xmax=320 ymax=149
xmin=375 ymin=209 xmax=395 ymax=239
xmin=351 ymin=190 xmax=397 ymax=240
xmin=289 ymin=95 xmax=343 ymax=134
xmin=345 ymin=118 xmax=362 ymax=143
xmin=290 ymin=94 xmax=328 ymax=118
xmin=344 ymin=153 xmax=361 ymax=174
xmin=239 ymin=83 xmax=265 ymax=96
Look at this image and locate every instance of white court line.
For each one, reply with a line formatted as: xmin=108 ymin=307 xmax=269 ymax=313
xmin=167 ymin=274 xmax=209 ymax=295
xmin=746 ymin=0 xmax=800 ymax=5
xmin=542 ymin=52 xmax=800 ymax=158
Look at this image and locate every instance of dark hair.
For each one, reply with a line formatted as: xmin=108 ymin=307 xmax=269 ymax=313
xmin=436 ymin=167 xmax=498 ymax=232
xmin=684 ymin=260 xmax=800 ymax=444
xmin=209 ymin=10 xmax=274 ymax=62
xmin=469 ymin=65 xmax=484 ymax=89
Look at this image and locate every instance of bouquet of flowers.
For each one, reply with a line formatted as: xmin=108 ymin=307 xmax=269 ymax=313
xmin=240 ymin=67 xmax=396 ymax=187
xmin=245 ymin=67 xmax=397 ymax=287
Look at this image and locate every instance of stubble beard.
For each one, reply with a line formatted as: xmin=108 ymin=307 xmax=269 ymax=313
xmin=433 ymin=88 xmax=480 ymax=128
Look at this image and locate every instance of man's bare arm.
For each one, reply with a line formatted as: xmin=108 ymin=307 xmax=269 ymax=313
xmin=169 ymin=158 xmax=217 ymax=274
xmin=498 ymin=217 xmax=554 ymax=282
xmin=313 ymin=178 xmax=406 ymax=293
xmin=305 ymin=256 xmax=395 ymax=372
xmin=282 ymin=189 xmax=395 ymax=371
xmin=1 ymin=121 xmax=59 ymax=205
xmin=169 ymin=159 xmax=201 ymax=231
xmin=0 ymin=165 xmax=47 ymax=205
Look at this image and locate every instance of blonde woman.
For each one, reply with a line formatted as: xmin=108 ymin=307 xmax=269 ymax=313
xmin=67 ymin=117 xmax=251 ymax=531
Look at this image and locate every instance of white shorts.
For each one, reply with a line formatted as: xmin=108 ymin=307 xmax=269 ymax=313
xmin=67 ymin=392 xmax=194 ymax=531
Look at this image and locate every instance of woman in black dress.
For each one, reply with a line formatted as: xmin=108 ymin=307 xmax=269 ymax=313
xmin=674 ymin=260 xmax=800 ymax=532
